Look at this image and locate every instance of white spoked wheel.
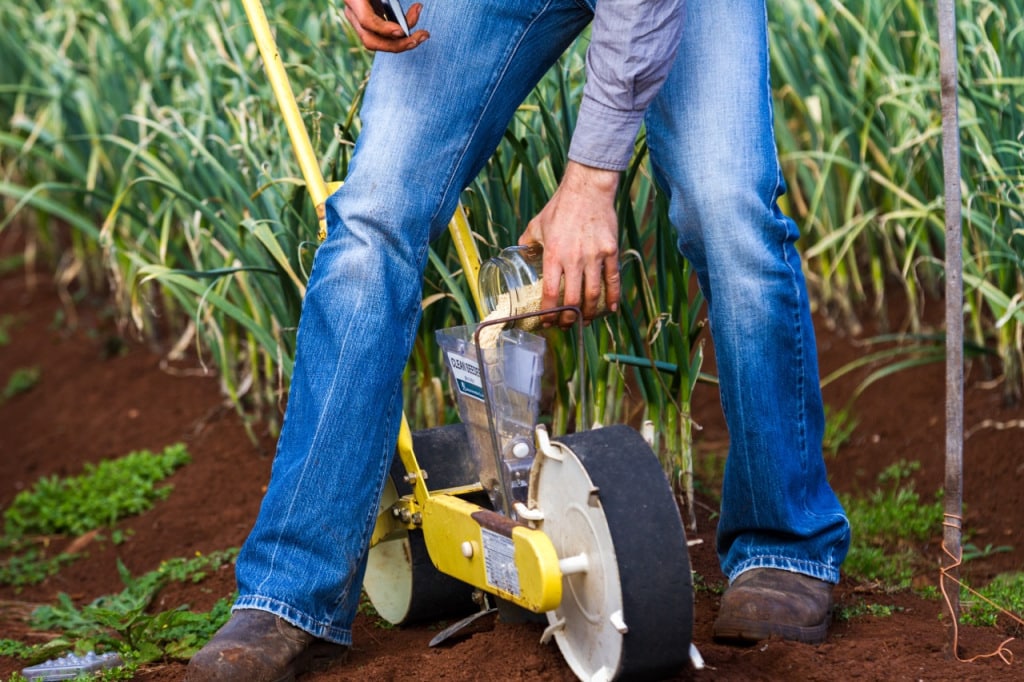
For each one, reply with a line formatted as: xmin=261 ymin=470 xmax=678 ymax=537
xmin=533 ymin=425 xmax=693 ymax=682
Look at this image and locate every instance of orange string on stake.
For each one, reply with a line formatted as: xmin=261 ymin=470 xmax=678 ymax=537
xmin=940 ymin=513 xmax=1021 ymax=665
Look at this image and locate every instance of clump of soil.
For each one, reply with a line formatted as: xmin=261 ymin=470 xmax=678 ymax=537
xmin=1 ymin=233 xmax=1022 ymax=680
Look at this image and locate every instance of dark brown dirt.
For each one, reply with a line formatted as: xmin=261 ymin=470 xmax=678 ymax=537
xmin=2 ymin=230 xmax=1022 ymax=681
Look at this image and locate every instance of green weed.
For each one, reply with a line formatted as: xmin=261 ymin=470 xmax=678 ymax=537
xmin=691 ymin=571 xmax=724 ymax=596
xmin=0 ymin=546 xmax=77 ymax=588
xmin=835 ymin=598 xmax=901 ymax=621
xmin=962 ymin=542 xmax=1013 ymax=564
xmin=0 ymin=639 xmax=36 ymax=658
xmin=823 ymin=404 xmax=859 ymax=456
xmin=2 ymin=366 xmax=40 ymax=401
xmin=0 ymin=314 xmax=17 ymax=346
xmin=24 ymin=550 xmax=238 ymax=664
xmin=841 ymin=460 xmax=944 ymax=589
xmin=692 ymin=452 xmax=726 ymax=507
xmin=962 ymin=572 xmax=1024 ymax=629
xmin=0 ymin=255 xmax=25 ymax=276
xmin=3 ymin=444 xmax=190 ymax=539
xmin=1 ymin=444 xmax=192 ymax=589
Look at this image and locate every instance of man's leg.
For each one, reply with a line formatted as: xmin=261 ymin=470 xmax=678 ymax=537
xmin=645 ymin=0 xmax=851 ymax=644
xmin=186 ymin=1 xmax=592 ymax=679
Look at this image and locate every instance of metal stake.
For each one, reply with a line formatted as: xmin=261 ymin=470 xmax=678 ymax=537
xmin=937 ymin=0 xmax=964 ymax=652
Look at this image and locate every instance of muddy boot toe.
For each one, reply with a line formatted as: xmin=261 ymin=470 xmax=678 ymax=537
xmin=185 ymin=609 xmax=347 ymax=682
xmin=713 ymin=568 xmax=834 ymax=645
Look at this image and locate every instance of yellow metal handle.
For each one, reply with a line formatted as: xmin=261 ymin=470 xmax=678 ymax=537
xmin=240 ymin=0 xmax=332 ymax=239
xmin=240 ymin=0 xmax=484 ymax=295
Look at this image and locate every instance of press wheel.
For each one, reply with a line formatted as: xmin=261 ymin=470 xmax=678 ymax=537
xmin=535 ymin=425 xmax=693 ymax=681
xmin=363 ymin=424 xmax=481 ymax=625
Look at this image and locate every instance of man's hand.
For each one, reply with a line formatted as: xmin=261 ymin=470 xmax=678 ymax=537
xmin=344 ymin=0 xmax=429 ymax=52
xmin=520 ymin=161 xmax=621 ymax=328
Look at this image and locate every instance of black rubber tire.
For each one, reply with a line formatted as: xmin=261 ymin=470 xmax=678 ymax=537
xmin=390 ymin=423 xmax=481 ymax=497
xmin=554 ymin=424 xmax=694 ymax=681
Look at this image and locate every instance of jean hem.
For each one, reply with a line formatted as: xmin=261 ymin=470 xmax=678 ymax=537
xmin=233 ymin=596 xmax=353 ymax=646
xmin=728 ymin=556 xmax=841 ymax=585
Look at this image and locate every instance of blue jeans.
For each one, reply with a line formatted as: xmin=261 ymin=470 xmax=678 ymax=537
xmin=234 ymin=0 xmax=850 ymax=644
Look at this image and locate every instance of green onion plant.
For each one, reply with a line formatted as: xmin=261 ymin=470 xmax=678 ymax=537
xmin=2 ymin=1 xmax=1020 ymax=508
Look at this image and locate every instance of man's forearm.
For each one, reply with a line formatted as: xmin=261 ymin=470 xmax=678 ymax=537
xmin=568 ymin=0 xmax=686 ymax=170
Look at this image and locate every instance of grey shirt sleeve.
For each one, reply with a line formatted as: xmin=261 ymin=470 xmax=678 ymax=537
xmin=567 ymin=0 xmax=686 ymax=171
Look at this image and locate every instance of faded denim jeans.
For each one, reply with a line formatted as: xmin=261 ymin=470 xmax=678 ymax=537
xmin=234 ymin=0 xmax=851 ymax=644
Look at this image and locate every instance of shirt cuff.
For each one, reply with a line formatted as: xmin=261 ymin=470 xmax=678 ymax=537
xmin=567 ymin=95 xmax=644 ymax=172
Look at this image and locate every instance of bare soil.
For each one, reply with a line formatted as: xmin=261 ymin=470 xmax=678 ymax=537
xmin=2 ymin=232 xmax=1022 ymax=681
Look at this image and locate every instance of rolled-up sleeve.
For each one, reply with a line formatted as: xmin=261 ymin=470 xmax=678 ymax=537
xmin=568 ymin=0 xmax=686 ymax=171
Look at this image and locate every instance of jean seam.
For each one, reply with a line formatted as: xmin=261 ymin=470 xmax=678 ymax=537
xmin=332 ymin=329 xmax=412 ymax=617
xmin=233 ymin=596 xmax=353 ymax=645
xmin=762 ymin=0 xmax=814 ymax=517
xmin=730 ymin=556 xmax=840 ymax=585
xmin=251 ymin=288 xmax=367 ymax=598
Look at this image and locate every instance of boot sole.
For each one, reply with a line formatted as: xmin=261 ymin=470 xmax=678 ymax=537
xmin=283 ymin=642 xmax=349 ymax=681
xmin=712 ymin=613 xmax=830 ymax=645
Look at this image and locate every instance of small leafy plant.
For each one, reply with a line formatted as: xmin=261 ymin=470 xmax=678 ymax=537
xmin=4 ymin=444 xmax=190 ymax=538
xmin=7 ymin=549 xmax=238 ymax=666
xmin=0 ymin=546 xmax=77 ymax=588
xmin=962 ymin=542 xmax=1013 ymax=564
xmin=823 ymin=404 xmax=858 ymax=456
xmin=961 ymin=572 xmax=1024 ymax=630
xmin=841 ymin=460 xmax=944 ymax=590
xmin=1 ymin=444 xmax=191 ymax=588
xmin=0 ymin=254 xmax=25 ymax=276
xmin=2 ymin=366 xmax=40 ymax=401
xmin=835 ymin=598 xmax=901 ymax=621
xmin=0 ymin=314 xmax=18 ymax=346
xmin=1 ymin=448 xmax=236 ymax=675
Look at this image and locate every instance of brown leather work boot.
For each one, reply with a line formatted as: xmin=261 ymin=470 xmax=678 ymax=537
xmin=185 ymin=609 xmax=347 ymax=682
xmin=712 ymin=568 xmax=834 ymax=645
